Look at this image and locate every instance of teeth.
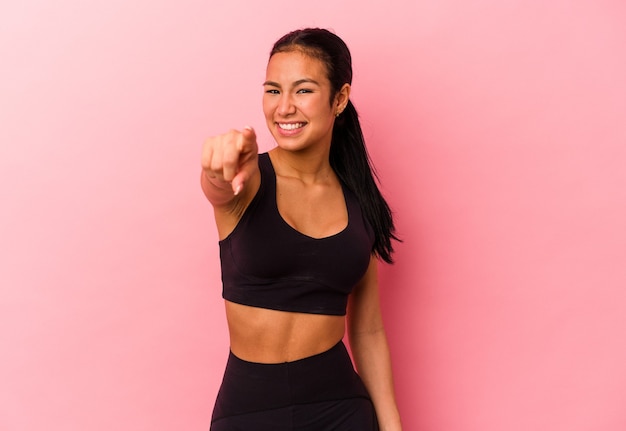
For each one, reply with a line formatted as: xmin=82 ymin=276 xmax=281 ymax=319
xmin=278 ymin=123 xmax=304 ymax=130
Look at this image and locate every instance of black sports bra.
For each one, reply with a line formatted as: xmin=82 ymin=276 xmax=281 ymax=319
xmin=219 ymin=153 xmax=375 ymax=316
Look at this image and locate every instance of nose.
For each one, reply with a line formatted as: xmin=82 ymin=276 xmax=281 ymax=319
xmin=277 ymin=93 xmax=296 ymax=116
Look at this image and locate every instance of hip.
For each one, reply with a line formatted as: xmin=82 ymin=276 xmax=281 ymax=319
xmin=211 ymin=340 xmax=376 ymax=428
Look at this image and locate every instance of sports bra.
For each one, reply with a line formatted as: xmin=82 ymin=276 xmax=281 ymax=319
xmin=219 ymin=152 xmax=375 ymax=316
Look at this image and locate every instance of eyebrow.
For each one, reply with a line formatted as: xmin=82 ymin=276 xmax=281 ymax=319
xmin=263 ymin=78 xmax=321 ymax=88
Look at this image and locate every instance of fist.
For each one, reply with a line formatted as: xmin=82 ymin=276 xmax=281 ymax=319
xmin=201 ymin=127 xmax=258 ymax=195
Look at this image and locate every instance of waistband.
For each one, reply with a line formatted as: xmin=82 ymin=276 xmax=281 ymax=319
xmin=228 ymin=339 xmax=346 ymax=370
xmin=212 ymin=340 xmax=370 ymax=420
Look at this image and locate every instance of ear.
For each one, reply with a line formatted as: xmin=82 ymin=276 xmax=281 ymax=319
xmin=334 ymin=83 xmax=351 ymax=116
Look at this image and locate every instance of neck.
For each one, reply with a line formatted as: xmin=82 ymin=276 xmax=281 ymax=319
xmin=269 ymin=146 xmax=334 ymax=184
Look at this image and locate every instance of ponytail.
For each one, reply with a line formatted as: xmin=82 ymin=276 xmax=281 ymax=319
xmin=330 ymin=100 xmax=400 ymax=263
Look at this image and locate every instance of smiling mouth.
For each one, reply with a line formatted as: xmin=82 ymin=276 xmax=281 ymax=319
xmin=277 ymin=122 xmax=306 ymax=130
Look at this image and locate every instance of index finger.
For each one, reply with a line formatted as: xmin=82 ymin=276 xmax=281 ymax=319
xmin=222 ymin=134 xmax=242 ymax=182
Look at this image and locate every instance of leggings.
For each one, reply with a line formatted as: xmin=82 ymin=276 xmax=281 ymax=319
xmin=210 ymin=341 xmax=379 ymax=431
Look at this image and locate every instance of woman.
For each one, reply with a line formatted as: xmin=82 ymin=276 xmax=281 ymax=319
xmin=201 ymin=28 xmax=402 ymax=431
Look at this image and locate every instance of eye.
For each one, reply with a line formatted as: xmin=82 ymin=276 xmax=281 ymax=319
xmin=296 ymin=88 xmax=313 ymax=94
xmin=265 ymin=89 xmax=280 ymax=94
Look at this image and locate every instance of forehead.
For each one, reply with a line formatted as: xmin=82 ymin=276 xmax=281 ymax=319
xmin=265 ymin=50 xmax=329 ymax=83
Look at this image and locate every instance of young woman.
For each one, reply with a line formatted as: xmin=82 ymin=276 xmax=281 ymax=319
xmin=201 ymin=28 xmax=402 ymax=431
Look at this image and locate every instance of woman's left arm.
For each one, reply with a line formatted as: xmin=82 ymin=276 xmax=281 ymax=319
xmin=347 ymin=255 xmax=402 ymax=431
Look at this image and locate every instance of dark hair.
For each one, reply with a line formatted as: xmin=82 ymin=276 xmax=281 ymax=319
xmin=270 ymin=28 xmax=400 ymax=263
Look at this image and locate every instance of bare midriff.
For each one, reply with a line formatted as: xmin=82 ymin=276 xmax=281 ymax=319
xmin=225 ymin=300 xmax=346 ymax=363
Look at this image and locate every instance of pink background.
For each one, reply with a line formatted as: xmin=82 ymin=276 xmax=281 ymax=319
xmin=2 ymin=1 xmax=625 ymax=430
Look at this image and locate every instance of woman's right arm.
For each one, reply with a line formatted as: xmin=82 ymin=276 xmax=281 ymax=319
xmin=201 ymin=126 xmax=260 ymax=239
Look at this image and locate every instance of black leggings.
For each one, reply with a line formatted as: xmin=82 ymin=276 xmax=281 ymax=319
xmin=210 ymin=341 xmax=379 ymax=431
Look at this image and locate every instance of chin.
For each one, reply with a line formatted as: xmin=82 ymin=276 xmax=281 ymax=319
xmin=275 ymin=141 xmax=307 ymax=153
xmin=271 ymin=133 xmax=305 ymax=150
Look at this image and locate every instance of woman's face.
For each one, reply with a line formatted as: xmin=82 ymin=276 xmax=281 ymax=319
xmin=263 ymin=50 xmax=348 ymax=153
